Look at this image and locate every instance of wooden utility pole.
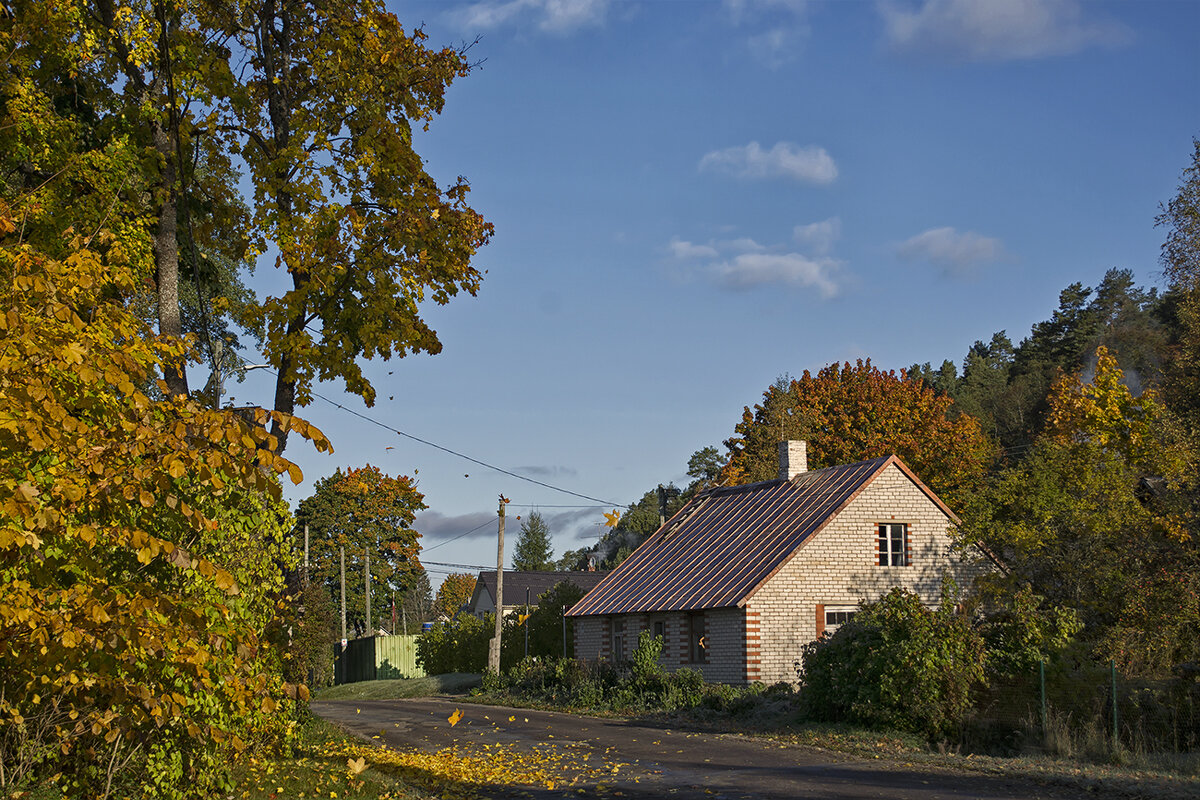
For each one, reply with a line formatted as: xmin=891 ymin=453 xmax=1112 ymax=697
xmin=488 ymin=495 xmax=507 ymax=673
xmin=339 ymin=545 xmax=347 ymax=643
xmin=364 ymin=550 xmax=372 ymax=636
xmin=303 ymin=524 xmax=309 ymax=587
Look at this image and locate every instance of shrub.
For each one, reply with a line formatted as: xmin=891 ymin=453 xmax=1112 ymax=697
xmin=416 ymin=614 xmax=491 ymax=674
xmin=799 ymin=588 xmax=986 ymax=736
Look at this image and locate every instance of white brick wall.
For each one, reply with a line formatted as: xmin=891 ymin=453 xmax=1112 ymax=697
xmin=573 ymin=462 xmax=989 ymax=686
xmin=746 ymin=462 xmax=988 ymax=684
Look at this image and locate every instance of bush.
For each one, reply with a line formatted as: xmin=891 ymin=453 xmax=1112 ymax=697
xmin=799 ymin=588 xmax=986 ymax=736
xmin=416 ymin=614 xmax=491 ymax=674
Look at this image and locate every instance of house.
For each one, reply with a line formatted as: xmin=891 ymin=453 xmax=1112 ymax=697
xmin=467 ymin=570 xmax=610 ymax=618
xmin=566 ymin=441 xmax=989 ymax=685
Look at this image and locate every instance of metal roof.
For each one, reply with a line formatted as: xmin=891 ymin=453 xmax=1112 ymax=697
xmin=472 ymin=570 xmax=610 ymax=610
xmin=566 ymin=455 xmax=954 ymax=617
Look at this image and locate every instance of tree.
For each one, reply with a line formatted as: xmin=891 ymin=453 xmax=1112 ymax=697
xmin=722 ymin=360 xmax=995 ymax=508
xmin=512 ymin=511 xmax=555 ymax=571
xmin=501 ymin=581 xmax=586 ymax=663
xmin=294 ymin=465 xmax=425 ymax=636
xmin=1158 ymin=138 xmax=1200 ymax=423
xmin=224 ymin=1 xmax=493 ymax=451
xmin=958 ymin=348 xmax=1197 ymax=674
xmin=434 ymin=573 xmax=477 ymax=618
xmin=686 ymin=446 xmax=724 ymax=492
xmin=0 ymin=207 xmax=328 ymax=795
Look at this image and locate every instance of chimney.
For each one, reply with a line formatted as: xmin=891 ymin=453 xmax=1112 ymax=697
xmin=778 ymin=440 xmax=807 ymax=481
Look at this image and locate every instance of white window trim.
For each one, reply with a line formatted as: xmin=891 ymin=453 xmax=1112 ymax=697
xmin=823 ymin=604 xmax=858 ymax=633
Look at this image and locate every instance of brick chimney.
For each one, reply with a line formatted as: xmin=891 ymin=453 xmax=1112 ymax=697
xmin=778 ymin=440 xmax=808 ymax=481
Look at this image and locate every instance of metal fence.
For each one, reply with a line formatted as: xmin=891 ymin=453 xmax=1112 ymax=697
xmin=333 ymin=634 xmax=426 ymax=685
xmin=966 ymin=661 xmax=1200 ymax=758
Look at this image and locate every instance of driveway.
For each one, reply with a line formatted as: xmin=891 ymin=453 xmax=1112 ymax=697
xmin=309 ymin=697 xmax=1129 ymax=800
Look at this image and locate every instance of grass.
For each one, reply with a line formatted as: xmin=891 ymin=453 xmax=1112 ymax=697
xmin=312 ymin=673 xmax=482 ymax=702
xmin=232 ymin=716 xmax=437 ymax=800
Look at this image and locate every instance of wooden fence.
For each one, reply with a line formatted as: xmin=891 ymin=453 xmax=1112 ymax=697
xmin=333 ymin=634 xmax=426 ymax=685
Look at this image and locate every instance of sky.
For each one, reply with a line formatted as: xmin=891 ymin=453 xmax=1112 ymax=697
xmin=230 ymin=0 xmax=1200 ymax=589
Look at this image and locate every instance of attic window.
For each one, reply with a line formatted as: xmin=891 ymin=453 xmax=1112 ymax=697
xmin=878 ymin=523 xmax=908 ymax=567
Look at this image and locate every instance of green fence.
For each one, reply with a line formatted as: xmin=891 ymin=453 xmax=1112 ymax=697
xmin=967 ymin=661 xmax=1200 ymax=758
xmin=333 ymin=634 xmax=426 ymax=685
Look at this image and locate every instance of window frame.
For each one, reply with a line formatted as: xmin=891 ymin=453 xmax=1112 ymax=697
xmin=609 ymin=617 xmax=626 ymax=663
xmin=878 ymin=522 xmax=909 ymax=567
xmin=687 ymin=611 xmax=707 ymax=664
xmin=823 ymin=605 xmax=858 ymax=633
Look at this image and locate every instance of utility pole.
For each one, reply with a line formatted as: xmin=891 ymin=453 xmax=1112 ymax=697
xmin=364 ymin=550 xmax=372 ymax=636
xmin=303 ymin=524 xmax=309 ymax=587
xmin=488 ymin=495 xmax=507 ymax=673
xmin=524 ymin=587 xmax=530 ymax=658
xmin=339 ymin=545 xmax=347 ymax=643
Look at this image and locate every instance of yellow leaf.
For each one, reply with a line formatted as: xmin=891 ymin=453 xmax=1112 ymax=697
xmin=347 ymin=756 xmax=367 ymax=775
xmin=287 ymin=462 xmax=303 ymax=485
xmin=603 ymin=509 xmax=621 ymax=528
xmin=448 ymin=708 xmax=463 ymax=727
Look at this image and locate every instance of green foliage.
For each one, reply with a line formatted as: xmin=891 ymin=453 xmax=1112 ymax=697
xmin=511 ymin=581 xmax=586 ymax=661
xmin=284 ymin=579 xmax=339 ymax=689
xmin=0 ymin=214 xmax=327 ymax=796
xmin=959 ymin=350 xmax=1197 ymax=674
xmin=799 ymin=589 xmax=986 ymax=736
xmin=512 ymin=511 xmax=554 ymax=571
xmin=1158 ymin=138 xmax=1200 ymax=423
xmin=294 ymin=466 xmax=426 ymax=637
xmin=977 ymin=585 xmax=1082 ymax=677
xmin=481 ymin=656 xmax=710 ymax=714
xmin=415 ymin=614 xmax=491 ymax=675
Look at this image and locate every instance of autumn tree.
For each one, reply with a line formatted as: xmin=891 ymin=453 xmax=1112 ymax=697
xmin=0 ymin=208 xmax=329 ymax=795
xmin=223 ymin=1 xmax=493 ymax=451
xmin=958 ymin=348 xmax=1197 ymax=674
xmin=434 ymin=572 xmax=477 ymax=618
xmin=294 ymin=465 xmax=425 ymax=636
xmin=723 ymin=361 xmax=994 ymax=508
xmin=512 ymin=511 xmax=555 ymax=571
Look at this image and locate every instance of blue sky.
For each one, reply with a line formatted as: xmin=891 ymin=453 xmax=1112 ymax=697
xmin=237 ymin=0 xmax=1200 ymax=587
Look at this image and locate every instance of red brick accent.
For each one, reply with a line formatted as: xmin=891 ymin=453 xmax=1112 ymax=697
xmin=815 ymin=603 xmax=825 ymax=638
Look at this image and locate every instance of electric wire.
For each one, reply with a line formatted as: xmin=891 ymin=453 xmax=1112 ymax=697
xmin=241 ymin=364 xmax=626 ymax=506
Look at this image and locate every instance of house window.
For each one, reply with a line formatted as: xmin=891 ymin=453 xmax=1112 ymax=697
xmin=878 ymin=523 xmax=908 ymax=566
xmin=823 ymin=605 xmax=857 ymax=632
xmin=687 ymin=611 xmax=707 ymax=664
xmin=652 ymin=620 xmax=665 ymax=641
xmin=610 ymin=618 xmax=626 ymax=662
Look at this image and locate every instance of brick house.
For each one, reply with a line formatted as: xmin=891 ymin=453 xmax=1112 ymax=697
xmin=565 ymin=441 xmax=989 ymax=684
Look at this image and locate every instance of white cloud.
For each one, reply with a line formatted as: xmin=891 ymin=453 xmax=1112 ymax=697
xmin=713 ymin=252 xmax=840 ymax=298
xmin=698 ymin=141 xmax=838 ymax=184
xmin=879 ymin=0 xmax=1131 ymax=62
xmin=895 ymin=226 xmax=1004 ymax=275
xmin=793 ymin=217 xmax=841 ymax=255
xmin=668 ymin=237 xmax=719 ymax=260
xmin=724 ymin=0 xmax=811 ymax=67
xmin=452 ymin=0 xmax=608 ymax=35
xmin=665 ymin=230 xmax=843 ymax=297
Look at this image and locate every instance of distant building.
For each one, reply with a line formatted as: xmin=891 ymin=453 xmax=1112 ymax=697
xmin=467 ymin=570 xmax=610 ymax=618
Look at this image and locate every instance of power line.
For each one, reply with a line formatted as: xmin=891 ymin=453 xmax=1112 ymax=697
xmin=290 ymin=376 xmax=624 ymax=506
xmin=423 ymin=518 xmax=495 ymax=553
xmin=422 ymin=559 xmax=491 ymax=571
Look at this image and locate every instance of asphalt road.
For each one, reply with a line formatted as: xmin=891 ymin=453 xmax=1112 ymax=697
xmin=310 ymin=697 xmax=1121 ymax=800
